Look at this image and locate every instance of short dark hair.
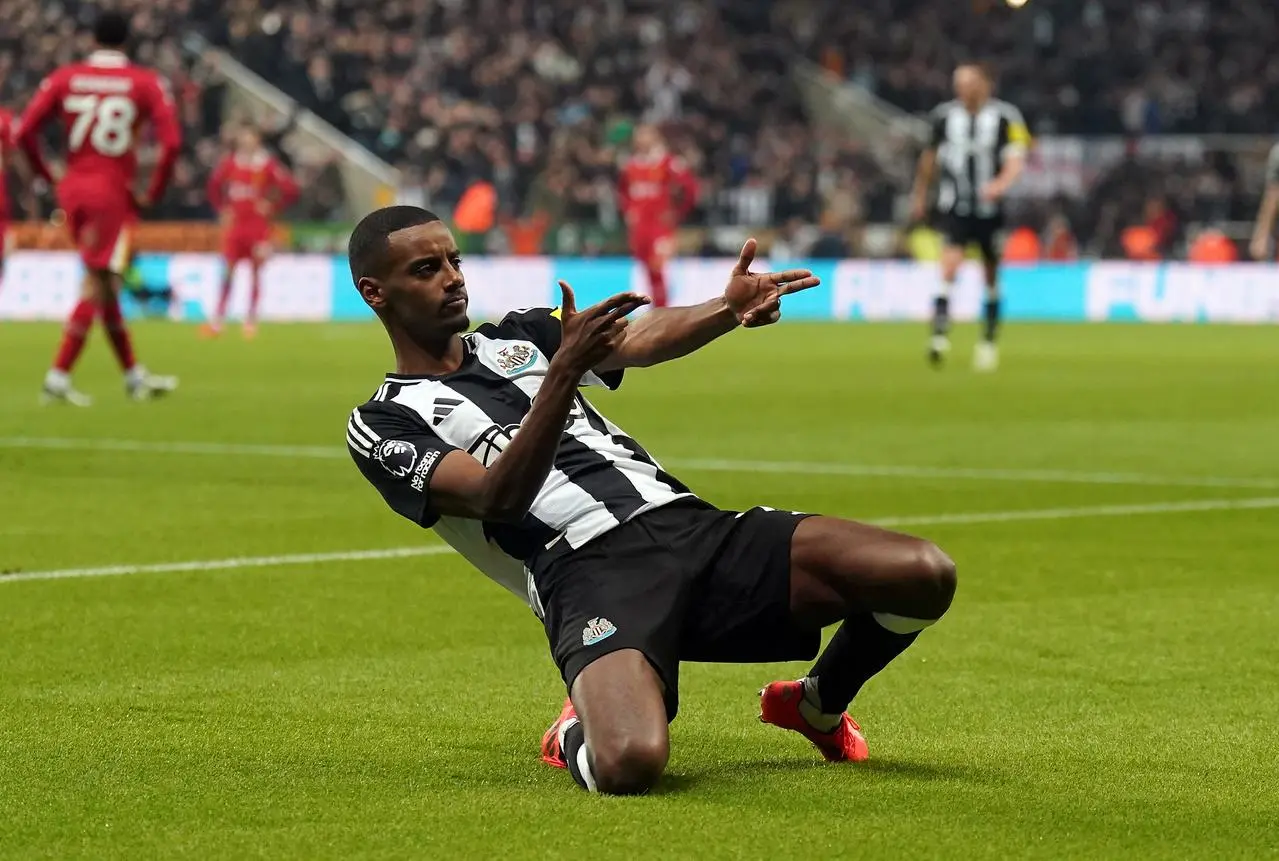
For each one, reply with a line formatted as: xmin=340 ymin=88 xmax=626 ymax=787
xmin=348 ymin=206 xmax=441 ymax=283
xmin=958 ymin=61 xmax=996 ymax=82
xmin=94 ymin=11 xmax=130 ymax=48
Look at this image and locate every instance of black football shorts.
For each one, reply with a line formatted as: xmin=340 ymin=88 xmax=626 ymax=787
xmin=939 ymin=213 xmax=1004 ymax=264
xmin=530 ymin=500 xmax=820 ymax=720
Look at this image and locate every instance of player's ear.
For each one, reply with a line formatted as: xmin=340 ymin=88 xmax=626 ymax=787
xmin=357 ymin=276 xmax=386 ymax=309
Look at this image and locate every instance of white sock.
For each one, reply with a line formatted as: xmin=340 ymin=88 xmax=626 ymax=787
xmin=44 ymin=369 xmax=70 ymax=391
xmin=798 ymin=677 xmax=843 ymax=733
xmin=574 ymin=742 xmax=598 ymax=793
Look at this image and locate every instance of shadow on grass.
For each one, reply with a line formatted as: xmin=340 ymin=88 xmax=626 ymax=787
xmin=659 ymin=756 xmax=988 ymax=794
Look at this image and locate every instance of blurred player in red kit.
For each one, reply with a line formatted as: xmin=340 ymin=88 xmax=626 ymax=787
xmin=617 ymin=125 xmax=697 ymax=308
xmin=14 ymin=11 xmax=182 ymax=405
xmin=203 ymin=125 xmax=298 ymax=338
xmin=0 ymin=107 xmax=15 ymax=281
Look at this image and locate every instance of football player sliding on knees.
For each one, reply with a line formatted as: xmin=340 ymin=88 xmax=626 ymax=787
xmin=346 ymin=207 xmax=954 ymax=797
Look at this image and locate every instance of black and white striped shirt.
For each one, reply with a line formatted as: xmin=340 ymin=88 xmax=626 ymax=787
xmin=929 ymin=99 xmax=1030 ymax=219
xmin=347 ymin=308 xmax=694 ymax=601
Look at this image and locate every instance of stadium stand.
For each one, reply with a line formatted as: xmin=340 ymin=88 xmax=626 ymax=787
xmin=785 ymin=0 xmax=1279 ymax=135
xmin=0 ymin=0 xmax=1274 ymax=257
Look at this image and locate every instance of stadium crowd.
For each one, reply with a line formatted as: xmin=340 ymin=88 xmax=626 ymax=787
xmin=0 ymin=0 xmax=1274 ymax=257
xmin=204 ymin=0 xmax=895 ymax=247
xmin=790 ymin=0 xmax=1279 ymax=135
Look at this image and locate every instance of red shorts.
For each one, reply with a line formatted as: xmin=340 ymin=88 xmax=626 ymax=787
xmin=223 ymin=225 xmax=273 ymax=263
xmin=628 ymin=224 xmax=676 ymax=265
xmin=57 ymin=180 xmax=136 ymax=273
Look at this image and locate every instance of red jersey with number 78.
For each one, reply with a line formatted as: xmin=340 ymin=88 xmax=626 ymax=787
xmin=13 ymin=50 xmax=181 ymax=203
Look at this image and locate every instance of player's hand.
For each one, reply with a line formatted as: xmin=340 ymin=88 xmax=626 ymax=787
xmin=979 ymin=180 xmax=1006 ymax=203
xmin=723 ymin=238 xmax=821 ymax=328
xmin=553 ymin=281 xmax=650 ymax=374
xmin=132 ymin=191 xmax=153 ymax=212
xmin=255 ymin=199 xmax=273 ymax=217
xmin=1250 ymin=233 xmax=1271 ymax=262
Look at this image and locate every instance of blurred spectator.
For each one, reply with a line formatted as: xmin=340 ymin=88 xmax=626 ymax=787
xmin=809 ymin=210 xmax=854 ymax=259
xmin=1044 ymin=214 xmax=1079 ymax=261
xmin=1144 ymin=196 xmax=1180 ymax=258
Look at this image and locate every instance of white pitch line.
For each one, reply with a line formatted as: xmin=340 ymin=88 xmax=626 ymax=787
xmin=672 ymin=458 xmax=1279 ymax=490
xmin=872 ymin=495 xmax=1279 ymax=527
xmin=5 ymin=496 xmax=1278 ymax=586
xmin=0 ymin=546 xmax=454 ymax=584
xmin=0 ymin=436 xmax=345 ymax=459
xmin=3 ymin=436 xmax=1279 ymax=490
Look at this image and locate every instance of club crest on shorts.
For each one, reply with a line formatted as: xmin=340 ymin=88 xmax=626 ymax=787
xmin=494 ymin=343 xmax=538 ymax=375
xmin=374 ymin=439 xmax=418 ymax=478
xmin=581 ymin=617 xmax=617 ymax=646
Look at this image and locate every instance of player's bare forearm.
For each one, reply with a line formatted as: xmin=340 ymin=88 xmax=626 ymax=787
xmin=597 ymin=298 xmax=737 ymax=371
xmin=991 ymin=154 xmax=1026 ymax=193
xmin=16 ymin=138 xmax=54 ymax=185
xmin=912 ymin=150 xmax=936 ymax=201
xmin=430 ymin=364 xmax=580 ymax=522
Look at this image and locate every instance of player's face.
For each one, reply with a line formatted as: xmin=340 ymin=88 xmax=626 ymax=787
xmin=954 ymin=67 xmax=989 ymax=107
xmin=633 ymin=125 xmax=658 ymax=152
xmin=238 ymin=129 xmax=261 ymax=152
xmin=367 ymin=221 xmax=469 ymax=336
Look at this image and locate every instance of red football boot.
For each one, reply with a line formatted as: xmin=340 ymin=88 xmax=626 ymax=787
xmin=540 ymin=697 xmax=578 ymax=769
xmin=759 ymin=680 xmax=870 ymax=763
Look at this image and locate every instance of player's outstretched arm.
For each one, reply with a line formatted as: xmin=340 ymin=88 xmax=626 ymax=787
xmin=596 ymin=238 xmax=819 ymax=371
xmin=428 ymin=285 xmax=647 ymax=522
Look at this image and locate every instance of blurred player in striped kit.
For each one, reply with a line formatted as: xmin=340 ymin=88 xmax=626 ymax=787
xmin=912 ymin=63 xmax=1029 ymax=372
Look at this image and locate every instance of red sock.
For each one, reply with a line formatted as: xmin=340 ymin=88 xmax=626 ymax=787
xmin=214 ymin=271 xmax=232 ymax=325
xmin=247 ymin=266 xmax=261 ymax=324
xmin=53 ymin=298 xmax=98 ymax=372
xmin=100 ymin=293 xmax=137 ymax=371
xmin=646 ymin=262 xmax=669 ymax=308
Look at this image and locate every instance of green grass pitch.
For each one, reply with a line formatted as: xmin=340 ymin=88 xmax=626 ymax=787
xmin=1 ymin=319 xmax=1277 ymax=859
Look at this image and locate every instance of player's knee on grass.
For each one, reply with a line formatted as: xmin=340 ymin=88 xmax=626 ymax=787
xmin=589 ymin=727 xmax=669 ymax=795
xmin=571 ymin=649 xmax=670 ymax=795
